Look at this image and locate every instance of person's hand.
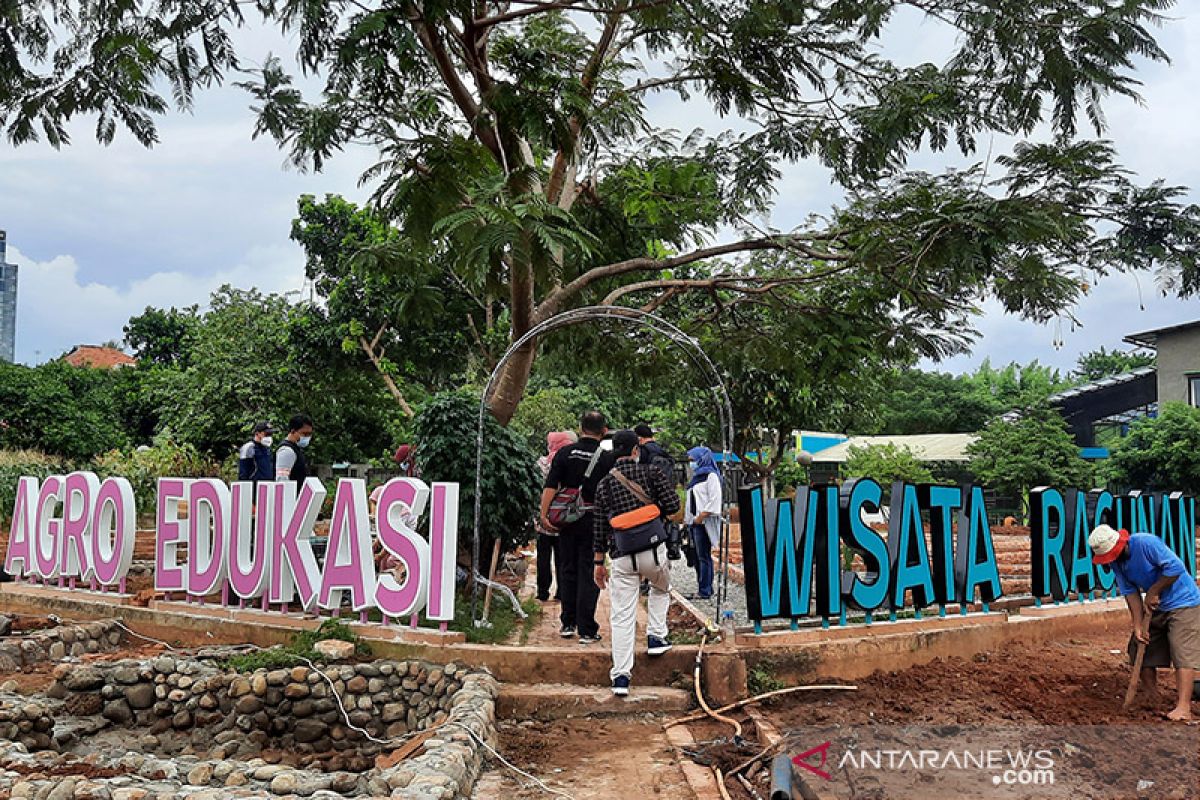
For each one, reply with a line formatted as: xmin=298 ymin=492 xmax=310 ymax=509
xmin=1134 ymin=624 xmax=1150 ymax=645
xmin=695 ymin=512 xmax=709 ymax=524
xmin=593 ymin=564 xmax=608 ymax=590
xmin=1145 ymin=592 xmax=1161 ymax=614
xmin=540 ymin=515 xmax=559 ymax=534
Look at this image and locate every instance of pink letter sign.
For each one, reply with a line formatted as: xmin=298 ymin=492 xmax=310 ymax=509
xmin=269 ymin=478 xmax=325 ymax=609
xmin=32 ymin=475 xmax=64 ymax=579
xmin=426 ymin=482 xmax=460 ymax=622
xmin=228 ymin=482 xmax=273 ymax=600
xmin=91 ymin=477 xmax=135 ymax=586
xmin=318 ymin=480 xmax=376 ymax=611
xmin=374 ymin=478 xmax=431 ymax=618
xmin=155 ymin=479 xmax=188 ymax=593
xmin=186 ymin=479 xmax=230 ymax=596
xmin=3 ymin=477 xmax=37 ymax=577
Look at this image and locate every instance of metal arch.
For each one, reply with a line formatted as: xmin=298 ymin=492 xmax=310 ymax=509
xmin=472 ymin=306 xmax=737 ymax=628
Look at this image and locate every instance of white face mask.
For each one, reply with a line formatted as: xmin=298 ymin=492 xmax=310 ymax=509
xmin=260 ymin=436 xmax=273 ymax=447
xmin=298 ymin=435 xmax=312 ymax=448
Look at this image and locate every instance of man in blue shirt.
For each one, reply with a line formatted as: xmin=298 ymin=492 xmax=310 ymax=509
xmin=238 ymin=422 xmax=275 ymax=487
xmin=1090 ymin=524 xmax=1200 ymax=721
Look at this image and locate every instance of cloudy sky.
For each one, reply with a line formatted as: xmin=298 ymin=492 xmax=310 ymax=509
xmin=2 ymin=9 xmax=1197 ymax=374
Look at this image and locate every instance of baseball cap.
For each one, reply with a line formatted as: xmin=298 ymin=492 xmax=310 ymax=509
xmin=1089 ymin=524 xmax=1130 ymax=565
xmin=253 ymin=422 xmax=275 ymax=434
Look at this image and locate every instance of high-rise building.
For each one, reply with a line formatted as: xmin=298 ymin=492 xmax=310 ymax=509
xmin=0 ymin=231 xmax=16 ymax=363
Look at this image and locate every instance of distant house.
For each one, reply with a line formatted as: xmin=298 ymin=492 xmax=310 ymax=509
xmin=1125 ymin=320 xmax=1200 ymax=408
xmin=61 ymin=345 xmax=137 ymax=370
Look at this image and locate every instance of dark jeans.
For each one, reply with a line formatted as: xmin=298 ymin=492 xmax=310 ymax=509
xmin=536 ymin=532 xmax=561 ymax=601
xmin=691 ymin=523 xmax=714 ymax=598
xmin=558 ymin=516 xmax=600 ymax=637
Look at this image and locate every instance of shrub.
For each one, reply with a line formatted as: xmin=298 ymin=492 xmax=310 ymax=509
xmin=844 ymin=442 xmax=935 ymax=486
xmin=92 ymin=436 xmax=232 ymax=513
xmin=414 ymin=391 xmax=541 ymax=559
xmin=224 ymin=619 xmax=370 ymax=672
xmin=1105 ymin=402 xmax=1200 ymax=494
xmin=0 ymin=450 xmax=76 ymax=523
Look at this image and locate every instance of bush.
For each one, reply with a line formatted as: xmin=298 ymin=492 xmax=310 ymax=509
xmin=844 ymin=442 xmax=935 ymax=486
xmin=0 ymin=450 xmax=76 ymax=523
xmin=224 ymin=619 xmax=370 ymax=672
xmin=93 ymin=436 xmax=232 ymax=513
xmin=1105 ymin=402 xmax=1200 ymax=494
xmin=772 ymin=455 xmax=809 ymax=495
xmin=414 ymin=391 xmax=541 ymax=559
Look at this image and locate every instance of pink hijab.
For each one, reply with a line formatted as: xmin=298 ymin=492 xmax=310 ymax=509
xmin=546 ymin=430 xmax=575 ymax=460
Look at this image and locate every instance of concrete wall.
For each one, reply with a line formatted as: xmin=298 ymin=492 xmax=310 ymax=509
xmin=1156 ymin=326 xmax=1200 ymax=405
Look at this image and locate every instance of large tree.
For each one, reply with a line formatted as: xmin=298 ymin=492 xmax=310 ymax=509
xmin=8 ymin=0 xmax=1200 ymax=424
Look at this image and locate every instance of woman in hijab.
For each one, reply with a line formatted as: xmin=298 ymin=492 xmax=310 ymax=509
xmin=685 ymin=446 xmax=722 ymax=600
xmin=536 ymin=430 xmax=577 ymax=602
xmin=393 ymin=444 xmax=417 ymax=478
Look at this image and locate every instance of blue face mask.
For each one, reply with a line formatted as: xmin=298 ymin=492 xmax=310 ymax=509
xmin=298 ymin=435 xmax=312 ymax=448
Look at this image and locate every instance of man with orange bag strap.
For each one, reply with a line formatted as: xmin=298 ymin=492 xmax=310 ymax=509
xmin=592 ymin=429 xmax=681 ymax=696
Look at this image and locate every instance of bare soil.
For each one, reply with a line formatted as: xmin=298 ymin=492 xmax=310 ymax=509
xmin=480 ymin=717 xmax=695 ymax=800
xmin=681 ymin=628 xmax=1200 ymax=798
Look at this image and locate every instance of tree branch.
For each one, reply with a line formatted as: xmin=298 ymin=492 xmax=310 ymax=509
xmin=537 ymin=234 xmax=849 ymax=316
xmin=404 ymin=2 xmax=502 ymax=160
xmin=603 ymin=269 xmax=854 ymax=306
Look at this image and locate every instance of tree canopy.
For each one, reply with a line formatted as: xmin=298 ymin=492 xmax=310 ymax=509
xmin=1105 ymin=402 xmax=1200 ymax=494
xmin=7 ymin=0 xmax=1200 ymax=427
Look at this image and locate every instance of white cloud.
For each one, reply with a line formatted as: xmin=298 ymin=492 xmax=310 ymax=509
xmin=9 ymin=243 xmax=307 ymax=363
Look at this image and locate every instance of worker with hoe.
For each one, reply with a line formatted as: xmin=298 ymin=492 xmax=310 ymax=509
xmin=1090 ymin=524 xmax=1200 ymax=721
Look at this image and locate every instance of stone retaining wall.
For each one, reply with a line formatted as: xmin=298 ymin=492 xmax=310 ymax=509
xmin=0 ymin=620 xmax=123 ymax=670
xmin=22 ymin=655 xmax=499 ymax=798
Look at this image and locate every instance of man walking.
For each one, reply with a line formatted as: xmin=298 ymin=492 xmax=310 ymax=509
xmin=540 ymin=412 xmax=612 ymax=643
xmin=1090 ymin=524 xmax=1200 ymax=721
xmin=275 ymin=414 xmax=315 ymax=483
xmin=238 ymin=422 xmax=275 ymax=487
xmin=593 ymin=429 xmax=681 ymax=695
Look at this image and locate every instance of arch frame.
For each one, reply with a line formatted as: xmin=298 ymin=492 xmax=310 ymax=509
xmin=471 ymin=306 xmax=737 ymax=627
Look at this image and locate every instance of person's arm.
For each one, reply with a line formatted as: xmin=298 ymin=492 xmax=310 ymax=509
xmin=650 ymin=465 xmax=681 ymax=517
xmin=695 ymin=473 xmax=722 ymax=523
xmin=238 ymin=457 xmax=253 ymax=481
xmin=593 ymin=480 xmax=612 ymax=590
xmin=539 ymin=487 xmax=559 ymax=533
xmin=1125 ymin=592 xmax=1149 ymax=643
xmin=1146 ymin=537 xmax=1186 ymax=612
xmin=275 ymin=447 xmax=296 ymax=481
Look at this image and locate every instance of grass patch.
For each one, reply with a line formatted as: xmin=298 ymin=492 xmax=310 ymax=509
xmin=224 ymin=619 xmax=371 ymax=672
xmin=419 ymin=589 xmax=540 ymax=645
xmin=747 ymin=658 xmax=785 ymax=695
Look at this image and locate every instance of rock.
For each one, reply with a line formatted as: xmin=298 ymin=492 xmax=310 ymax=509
xmin=250 ymin=674 xmax=268 ymax=696
xmin=284 ymin=682 xmax=310 ymax=700
xmin=46 ymin=777 xmax=78 ymax=800
xmin=102 ymin=699 xmax=133 ymax=724
xmin=63 ymin=666 xmax=105 ymax=691
xmin=228 ymin=677 xmax=252 ymax=698
xmin=0 ymin=615 xmax=14 ymax=637
xmin=64 ymin=693 xmax=103 ymax=716
xmin=112 ymin=666 xmax=140 ymax=685
xmin=45 ymin=680 xmax=67 ymax=699
xmin=224 ymin=771 xmax=249 ymax=787
xmin=293 ymin=719 xmax=326 ymax=743
xmin=234 ymin=696 xmax=262 ymax=715
xmin=186 ymin=763 xmax=214 ymax=785
xmin=0 ymin=679 xmax=17 ymax=692
xmin=199 ymin=694 xmax=218 ymax=710
xmin=111 ymin=790 xmax=149 ymax=800
xmin=345 ymin=676 xmax=368 ymax=694
xmin=48 ymin=641 xmax=66 ymax=660
xmin=291 ymin=700 xmax=315 ymax=718
xmin=151 ymin=657 xmax=175 ymax=674
xmin=125 ymin=683 xmax=156 ymax=710
xmin=312 ymin=639 xmax=355 ymax=661
xmin=265 ymin=669 xmax=289 ymax=686
xmin=172 ymin=710 xmax=192 ymax=729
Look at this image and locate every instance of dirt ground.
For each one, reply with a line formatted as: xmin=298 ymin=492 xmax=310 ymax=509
xmin=476 ymin=716 xmax=695 ymax=800
xmin=680 ymin=628 xmax=1200 ymax=799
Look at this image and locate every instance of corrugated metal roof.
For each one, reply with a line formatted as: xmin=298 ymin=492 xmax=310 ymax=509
xmin=811 ymin=433 xmax=979 ymax=463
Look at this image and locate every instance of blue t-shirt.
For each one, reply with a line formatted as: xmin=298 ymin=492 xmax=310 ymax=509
xmin=1111 ymin=533 xmax=1200 ymax=611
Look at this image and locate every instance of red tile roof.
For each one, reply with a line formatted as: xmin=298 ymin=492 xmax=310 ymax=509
xmin=61 ymin=345 xmax=137 ymax=369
